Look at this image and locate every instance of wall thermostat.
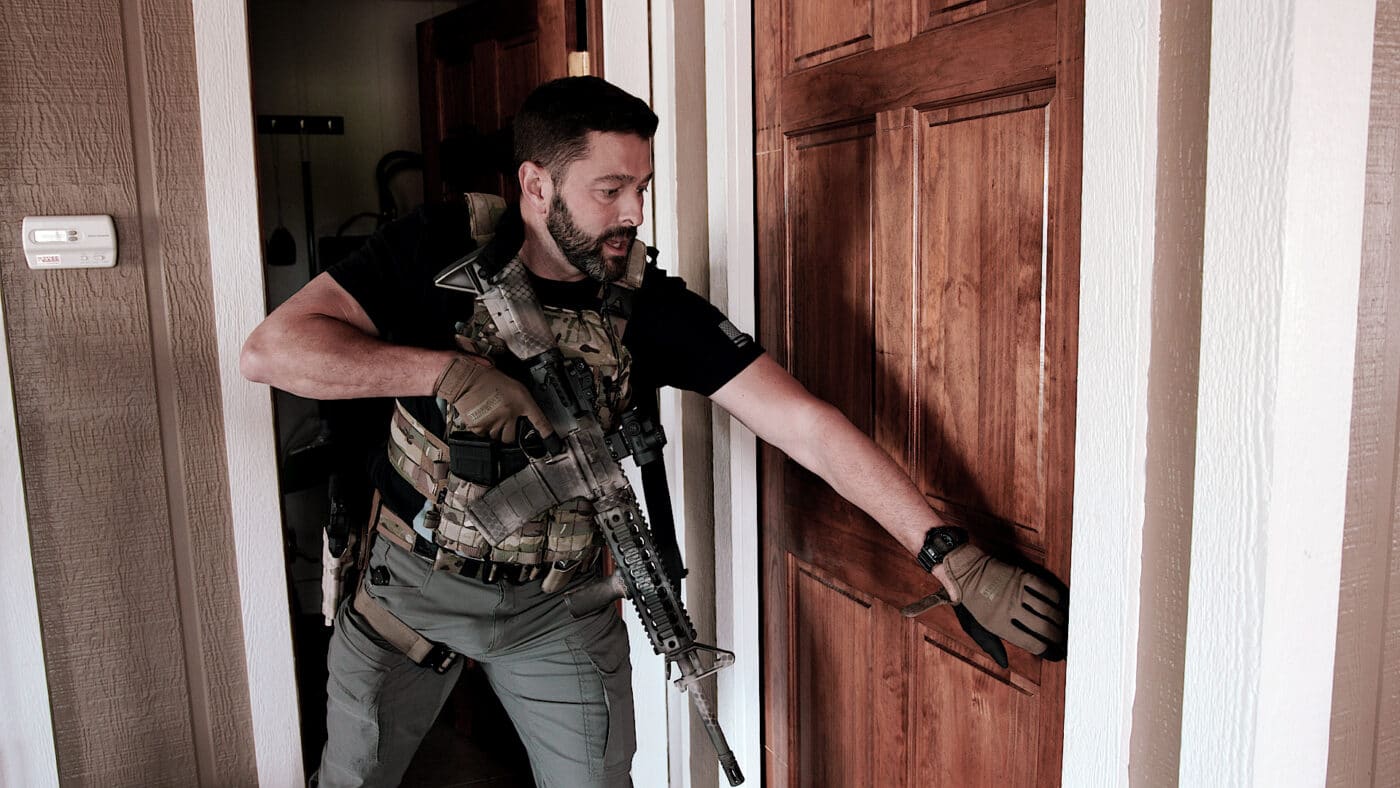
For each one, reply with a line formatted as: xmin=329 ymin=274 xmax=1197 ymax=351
xmin=22 ymin=215 xmax=118 ymax=269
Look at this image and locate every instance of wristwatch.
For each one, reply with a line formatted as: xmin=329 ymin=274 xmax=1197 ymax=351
xmin=916 ymin=526 xmax=967 ymax=573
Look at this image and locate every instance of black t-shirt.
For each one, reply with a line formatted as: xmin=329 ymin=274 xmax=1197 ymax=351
xmin=327 ymin=202 xmax=764 ymax=519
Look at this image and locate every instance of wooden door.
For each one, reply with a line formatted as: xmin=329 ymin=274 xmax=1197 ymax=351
xmin=756 ymin=1 xmax=1083 ymax=785
xmin=418 ymin=0 xmax=600 ymax=203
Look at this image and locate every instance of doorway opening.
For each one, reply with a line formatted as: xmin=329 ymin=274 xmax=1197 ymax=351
xmin=246 ymin=1 xmax=600 ymax=782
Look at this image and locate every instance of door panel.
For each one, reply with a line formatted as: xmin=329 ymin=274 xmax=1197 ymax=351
xmin=914 ymin=631 xmax=1042 ymax=786
xmin=788 ymin=123 xmax=875 ymax=432
xmin=757 ymin=0 xmax=1082 ymax=784
xmin=788 ymin=0 xmax=875 ymax=69
xmin=793 ymin=563 xmax=876 ymax=787
xmin=417 ymin=1 xmax=570 ymax=203
xmin=918 ymin=91 xmax=1054 ymax=553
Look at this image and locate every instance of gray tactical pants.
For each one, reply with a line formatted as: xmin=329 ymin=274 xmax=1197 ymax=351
xmin=317 ymin=537 xmax=636 ymax=788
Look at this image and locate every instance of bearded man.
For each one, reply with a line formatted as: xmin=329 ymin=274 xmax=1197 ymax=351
xmin=241 ymin=76 xmax=1067 ymax=788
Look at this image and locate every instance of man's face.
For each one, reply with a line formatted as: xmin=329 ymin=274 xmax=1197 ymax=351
xmin=546 ymin=131 xmax=653 ymax=282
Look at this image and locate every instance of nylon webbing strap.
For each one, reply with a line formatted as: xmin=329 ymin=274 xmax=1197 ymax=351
xmin=387 ymin=401 xmax=449 ymax=501
xmin=353 ymin=589 xmax=438 ymax=665
xmin=373 ymin=503 xmax=419 ymax=554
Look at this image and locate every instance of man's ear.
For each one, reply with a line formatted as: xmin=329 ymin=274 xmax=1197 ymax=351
xmin=518 ymin=161 xmax=553 ymax=215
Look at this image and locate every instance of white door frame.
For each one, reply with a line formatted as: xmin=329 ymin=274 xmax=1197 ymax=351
xmin=0 ymin=286 xmax=59 ymax=788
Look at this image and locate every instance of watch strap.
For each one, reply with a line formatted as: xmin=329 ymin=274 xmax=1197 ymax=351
xmin=916 ymin=526 xmax=968 ymax=573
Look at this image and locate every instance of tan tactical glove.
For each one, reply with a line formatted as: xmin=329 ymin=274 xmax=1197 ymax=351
xmin=433 ymin=355 xmax=553 ymax=444
xmin=902 ymin=528 xmax=1067 ymax=668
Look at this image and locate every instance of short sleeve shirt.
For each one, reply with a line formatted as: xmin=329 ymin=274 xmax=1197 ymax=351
xmin=326 ymin=202 xmax=764 ymax=518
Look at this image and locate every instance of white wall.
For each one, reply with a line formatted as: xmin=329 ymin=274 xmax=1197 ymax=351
xmin=1069 ymin=1 xmax=1379 ymax=785
xmin=1063 ymin=0 xmax=1160 ymax=782
xmin=1179 ymin=3 xmax=1375 ymax=784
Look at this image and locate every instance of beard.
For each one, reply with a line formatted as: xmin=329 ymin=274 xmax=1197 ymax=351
xmin=546 ymin=193 xmax=636 ymax=283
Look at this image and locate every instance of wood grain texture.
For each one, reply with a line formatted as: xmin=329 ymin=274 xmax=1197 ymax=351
xmin=787 ymin=0 xmax=874 ymax=70
xmin=787 ymin=123 xmax=875 ymax=434
xmin=0 ymin=0 xmax=254 ymax=783
xmin=779 ymin=0 xmax=1056 ymax=133
xmin=758 ymin=0 xmax=1079 ymax=782
xmin=418 ymin=1 xmax=549 ymax=203
xmin=913 ymin=630 xmax=1039 ymax=786
xmin=792 ymin=563 xmax=875 ymax=787
xmin=1330 ymin=0 xmax=1400 ymax=784
xmin=920 ymin=0 xmax=1029 ymax=34
xmin=917 ymin=92 xmax=1053 ymax=551
xmin=1 ymin=1 xmax=197 ymax=783
xmin=873 ymin=108 xmax=915 ymax=474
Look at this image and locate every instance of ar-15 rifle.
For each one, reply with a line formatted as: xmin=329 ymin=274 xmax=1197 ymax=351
xmin=518 ymin=347 xmax=746 ymax=786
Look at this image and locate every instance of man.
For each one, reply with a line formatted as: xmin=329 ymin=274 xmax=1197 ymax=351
xmin=241 ymin=76 xmax=1066 ymax=788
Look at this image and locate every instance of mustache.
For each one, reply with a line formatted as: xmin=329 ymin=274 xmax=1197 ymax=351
xmin=600 ymin=227 xmax=637 ymax=246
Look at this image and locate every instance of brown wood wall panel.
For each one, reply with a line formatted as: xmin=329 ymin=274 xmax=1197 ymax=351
xmin=787 ymin=124 xmax=875 ymax=434
xmin=0 ymin=0 xmax=254 ymax=784
xmin=917 ymin=94 xmax=1051 ymax=549
xmin=1330 ymin=0 xmax=1400 ymax=784
xmin=792 ymin=563 xmax=875 ymax=787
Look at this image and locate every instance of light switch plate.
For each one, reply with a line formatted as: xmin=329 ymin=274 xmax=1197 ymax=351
xmin=22 ymin=215 xmax=118 ymax=269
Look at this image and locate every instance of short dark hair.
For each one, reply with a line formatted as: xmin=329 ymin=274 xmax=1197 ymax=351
xmin=513 ymin=76 xmax=658 ymax=180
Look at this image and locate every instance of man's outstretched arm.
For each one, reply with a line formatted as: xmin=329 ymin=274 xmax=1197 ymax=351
xmin=710 ymin=355 xmax=948 ymax=570
xmin=710 ymin=353 xmax=1067 ymax=663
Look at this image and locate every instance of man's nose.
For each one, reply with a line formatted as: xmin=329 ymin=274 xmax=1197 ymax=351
xmin=618 ymin=189 xmax=645 ymax=228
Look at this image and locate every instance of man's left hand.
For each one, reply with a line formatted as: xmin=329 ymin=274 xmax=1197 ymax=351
xmin=914 ymin=542 xmax=1067 ymax=668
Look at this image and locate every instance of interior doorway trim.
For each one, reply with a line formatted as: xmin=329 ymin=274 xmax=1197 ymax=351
xmin=192 ymin=1 xmax=304 ymax=784
xmin=191 ymin=0 xmax=680 ymax=783
xmin=0 ymin=288 xmax=59 ymax=787
xmin=702 ymin=0 xmax=764 ymax=782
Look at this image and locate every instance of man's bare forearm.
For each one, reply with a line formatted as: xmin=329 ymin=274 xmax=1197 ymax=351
xmin=792 ymin=402 xmax=942 ymax=556
xmin=240 ymin=313 xmax=455 ymax=400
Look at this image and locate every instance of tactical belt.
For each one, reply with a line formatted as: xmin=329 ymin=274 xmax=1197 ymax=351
xmin=371 ymin=498 xmax=570 ymax=584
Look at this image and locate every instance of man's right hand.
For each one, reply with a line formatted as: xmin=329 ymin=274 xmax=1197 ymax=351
xmin=433 ymin=355 xmax=553 ymax=443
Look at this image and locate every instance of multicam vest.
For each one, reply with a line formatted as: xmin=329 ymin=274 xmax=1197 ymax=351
xmin=384 ymin=194 xmax=638 ymax=569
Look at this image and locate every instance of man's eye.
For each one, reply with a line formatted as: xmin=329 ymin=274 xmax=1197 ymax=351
xmin=599 ymin=188 xmax=620 ymax=198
